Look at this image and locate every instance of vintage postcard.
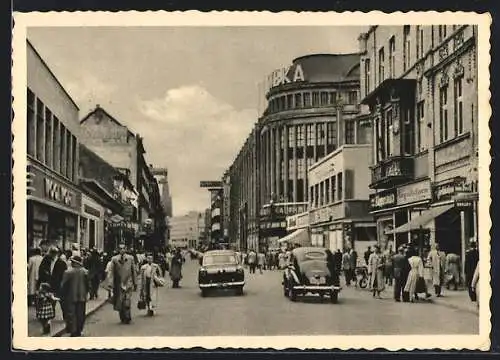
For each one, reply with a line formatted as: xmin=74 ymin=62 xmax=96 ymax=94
xmin=12 ymin=11 xmax=491 ymax=350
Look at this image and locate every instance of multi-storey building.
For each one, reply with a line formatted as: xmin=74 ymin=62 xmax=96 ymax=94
xmin=169 ymin=211 xmax=205 ymax=249
xmin=26 ymin=40 xmax=82 ymax=252
xmin=359 ymin=25 xmax=478 ymax=266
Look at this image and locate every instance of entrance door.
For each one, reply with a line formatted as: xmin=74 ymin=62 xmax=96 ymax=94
xmin=435 ymin=207 xmax=461 ymax=255
xmin=89 ymin=219 xmax=96 ymax=249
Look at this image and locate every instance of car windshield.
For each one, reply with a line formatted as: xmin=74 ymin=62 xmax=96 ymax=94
xmin=203 ymin=254 xmax=237 ymax=265
xmin=295 ymin=250 xmax=327 ymax=263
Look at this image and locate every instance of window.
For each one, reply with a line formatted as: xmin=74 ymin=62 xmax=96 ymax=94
xmin=403 ymin=25 xmax=411 ymax=71
xmin=317 ymin=123 xmax=325 ymax=146
xmin=312 ymin=92 xmax=320 ymax=107
xmin=386 ymin=110 xmax=393 ymax=157
xmin=378 ymin=47 xmax=385 ymax=84
xmin=389 ymin=37 xmax=396 ymax=78
xmin=330 ymin=175 xmax=336 ymax=203
xmin=296 ymin=125 xmax=305 ymax=147
xmin=72 ymin=135 xmax=77 ymax=181
xmin=27 ymin=88 xmax=36 ymax=156
xmin=345 ymin=120 xmax=355 ymax=144
xmin=297 ymin=179 xmax=304 ymax=202
xmin=337 ymin=172 xmax=343 ymax=201
xmin=280 ymin=128 xmax=285 ymax=149
xmin=288 ymin=125 xmax=295 ymax=148
xmin=326 ymin=122 xmax=337 ymax=147
xmin=306 ymin=158 xmax=314 ymax=171
xmin=44 ymin=108 xmax=52 ymax=168
xmin=320 ymin=92 xmax=329 ymax=106
xmin=297 ymin=158 xmax=304 ymax=179
xmin=438 ymin=25 xmax=447 ymax=42
xmin=439 ymin=86 xmax=449 ymax=143
xmin=416 ymin=100 xmax=425 ymax=151
xmin=306 ymin=124 xmax=315 ymax=146
xmin=319 ymin=182 xmax=324 ymax=206
xmin=454 ymin=77 xmax=464 ymax=136
xmin=286 ymin=94 xmax=293 ymax=109
xmin=36 ymin=99 xmax=45 ymax=162
xmin=329 ymin=92 xmax=337 ymax=105
xmin=314 ymin=184 xmax=319 ymax=208
xmin=280 ymin=161 xmax=284 ymax=179
xmin=364 ymin=59 xmax=371 ymax=95
xmin=288 ymin=159 xmax=295 ymax=179
xmin=416 ymin=25 xmax=425 ymax=58
xmin=280 ymin=96 xmax=286 ymax=111
xmin=304 ymin=92 xmax=311 ymax=107
xmin=53 ymin=117 xmax=60 ymax=172
xmin=348 ymin=91 xmax=358 ymax=105
xmin=403 ymin=108 xmax=413 ymax=155
xmin=60 ymin=123 xmax=66 ymax=176
xmin=295 ymin=93 xmax=302 ymax=108
xmin=66 ymin=130 xmax=72 ymax=179
xmin=309 ymin=187 xmax=314 ymax=207
xmin=325 ymin=178 xmax=330 ymax=204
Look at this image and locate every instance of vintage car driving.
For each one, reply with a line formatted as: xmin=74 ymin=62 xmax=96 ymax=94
xmin=282 ymin=247 xmax=341 ymax=303
xmin=198 ymin=250 xmax=245 ymax=297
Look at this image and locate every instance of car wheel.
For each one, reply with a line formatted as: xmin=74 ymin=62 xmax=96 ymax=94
xmin=235 ymin=286 xmax=244 ymax=296
xmin=201 ymin=289 xmax=208 ymax=297
xmin=288 ymin=287 xmax=297 ymax=302
xmin=330 ymin=290 xmax=338 ymax=304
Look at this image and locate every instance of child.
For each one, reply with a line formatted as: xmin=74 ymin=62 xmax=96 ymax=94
xmin=35 ymin=283 xmax=59 ymax=335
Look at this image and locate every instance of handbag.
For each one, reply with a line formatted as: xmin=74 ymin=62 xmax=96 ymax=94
xmin=415 ymin=276 xmax=427 ymax=294
xmin=137 ymin=299 xmax=146 ymax=310
xmin=153 ymin=276 xmax=166 ymax=287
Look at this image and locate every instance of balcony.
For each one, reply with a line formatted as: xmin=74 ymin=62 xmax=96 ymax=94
xmin=370 ymin=156 xmax=414 ymax=189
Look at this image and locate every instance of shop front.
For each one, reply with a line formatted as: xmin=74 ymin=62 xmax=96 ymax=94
xmin=27 ymin=162 xmax=82 ymax=252
xmin=80 ymin=194 xmax=104 ymax=251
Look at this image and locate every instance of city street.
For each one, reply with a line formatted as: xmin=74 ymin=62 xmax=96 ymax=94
xmin=79 ymin=258 xmax=478 ymax=336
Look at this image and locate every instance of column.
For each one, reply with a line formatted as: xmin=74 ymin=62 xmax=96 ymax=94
xmin=292 ymin=125 xmax=298 ymax=202
xmin=267 ymin=129 xmax=272 ymax=202
xmin=284 ymin=126 xmax=289 ymax=201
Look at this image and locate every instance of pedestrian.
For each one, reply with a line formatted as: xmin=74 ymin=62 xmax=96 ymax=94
xmin=35 ymin=282 xmax=60 ymax=335
xmin=170 ymin=248 xmax=183 ymax=288
xmin=445 ymin=252 xmax=461 ymax=290
xmin=392 ymin=246 xmax=408 ymax=302
xmin=139 ymin=253 xmax=164 ymax=316
xmin=383 ymin=247 xmax=394 ymax=286
xmin=364 ymin=246 xmax=372 ymax=266
xmin=427 ymin=244 xmax=444 ymax=297
xmin=342 ymin=250 xmax=352 ymax=286
xmin=86 ymin=249 xmax=102 ymax=300
xmin=28 ymin=248 xmax=43 ymax=306
xmin=60 ymin=255 xmax=89 ymax=337
xmin=38 ymin=246 xmax=68 ymax=323
xmin=404 ymin=248 xmax=426 ymax=302
xmin=465 ymin=241 xmax=479 ymax=301
xmin=368 ymin=245 xmax=385 ymax=298
xmin=257 ymin=251 xmax=266 ymax=274
xmin=247 ymin=249 xmax=257 ymax=274
xmin=108 ymin=243 xmax=137 ymax=324
xmin=349 ymin=248 xmax=358 ymax=285
xmin=278 ymin=251 xmax=286 ymax=270
xmin=471 ymin=261 xmax=480 ymax=308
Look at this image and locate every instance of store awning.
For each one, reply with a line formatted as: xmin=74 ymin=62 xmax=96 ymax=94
xmin=386 ymin=204 xmax=454 ymax=235
xmin=110 ymin=214 xmax=124 ymax=223
xmin=278 ymin=228 xmax=309 ymax=245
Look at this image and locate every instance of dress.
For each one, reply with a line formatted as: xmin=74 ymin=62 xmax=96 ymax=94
xmin=404 ymin=256 xmax=424 ymax=296
xmin=368 ymin=252 xmax=385 ymax=292
xmin=140 ymin=263 xmax=161 ymax=311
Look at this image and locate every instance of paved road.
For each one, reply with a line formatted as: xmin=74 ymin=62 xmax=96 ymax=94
xmin=80 ymin=258 xmax=478 ymax=336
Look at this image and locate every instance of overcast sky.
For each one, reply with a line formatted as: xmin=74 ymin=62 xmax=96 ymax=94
xmin=28 ymin=26 xmax=367 ymax=216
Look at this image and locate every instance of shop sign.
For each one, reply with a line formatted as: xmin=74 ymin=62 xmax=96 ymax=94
xmin=84 ymin=204 xmax=101 ymax=218
xmin=369 ymin=189 xmax=396 ymax=211
xmin=265 ymin=63 xmax=305 ymax=91
xmin=433 ymin=177 xmax=469 ymax=202
xmin=397 ymin=180 xmax=431 ymax=206
xmin=455 ymin=200 xmax=473 ymax=209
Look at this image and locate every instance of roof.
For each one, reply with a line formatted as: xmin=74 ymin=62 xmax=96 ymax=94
xmin=291 ymin=53 xmax=361 ymax=83
xmin=80 ymin=105 xmax=135 ymax=138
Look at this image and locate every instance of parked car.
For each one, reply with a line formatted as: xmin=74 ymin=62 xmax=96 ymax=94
xmin=198 ymin=250 xmax=245 ymax=297
xmin=282 ymin=247 xmax=341 ymax=303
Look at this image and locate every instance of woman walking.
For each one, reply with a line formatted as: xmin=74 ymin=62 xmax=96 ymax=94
xmin=169 ymin=249 xmax=183 ymax=288
xmin=139 ymin=253 xmax=164 ymax=316
xmin=404 ymin=249 xmax=425 ymax=302
xmin=368 ymin=245 xmax=385 ymax=298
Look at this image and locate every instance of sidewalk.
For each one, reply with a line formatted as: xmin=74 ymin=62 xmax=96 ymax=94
xmin=28 ymin=287 xmax=109 ymax=337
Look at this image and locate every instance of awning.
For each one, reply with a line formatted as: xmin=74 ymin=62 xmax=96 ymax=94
xmin=110 ymin=214 xmax=124 ymax=223
xmin=386 ymin=204 xmax=454 ymax=234
xmin=278 ymin=228 xmax=309 ymax=245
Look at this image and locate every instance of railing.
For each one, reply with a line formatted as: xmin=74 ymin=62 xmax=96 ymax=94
xmin=370 ymin=156 xmax=414 ymax=189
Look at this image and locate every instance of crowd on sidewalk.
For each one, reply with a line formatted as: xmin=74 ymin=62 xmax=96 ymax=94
xmin=27 ymin=243 xmax=188 ymax=337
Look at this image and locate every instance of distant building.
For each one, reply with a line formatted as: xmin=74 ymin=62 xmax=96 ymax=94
xmin=169 ymin=211 xmax=206 ymax=249
xmin=151 ymin=167 xmax=173 ymax=217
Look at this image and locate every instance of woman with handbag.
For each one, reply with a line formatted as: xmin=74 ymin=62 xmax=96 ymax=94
xmin=404 ymin=248 xmax=425 ymax=302
xmin=139 ymin=253 xmax=164 ymax=316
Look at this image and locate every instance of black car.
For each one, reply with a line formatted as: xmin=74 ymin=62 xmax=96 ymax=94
xmin=283 ymin=247 xmax=341 ymax=303
xmin=198 ymin=250 xmax=245 ymax=297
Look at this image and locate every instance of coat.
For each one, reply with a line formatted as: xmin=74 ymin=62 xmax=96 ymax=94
xmin=108 ymin=254 xmax=137 ymax=311
xmin=471 ymin=261 xmax=480 ymax=306
xmin=342 ymin=252 xmax=351 ymax=271
xmin=465 ymin=248 xmax=479 ymax=283
xmin=404 ymin=256 xmax=424 ymax=295
xmin=60 ymin=266 xmax=89 ymax=303
xmin=169 ymin=254 xmax=183 ymax=281
xmin=446 ymin=253 xmax=461 ymax=283
xmin=368 ymin=252 xmax=385 ymax=292
xmin=28 ymin=254 xmax=43 ymax=296
xmin=139 ymin=263 xmax=162 ymax=310
xmin=392 ymin=253 xmax=408 ymax=280
xmin=427 ymin=249 xmax=443 ymax=286
xmin=38 ymin=256 xmax=68 ymax=296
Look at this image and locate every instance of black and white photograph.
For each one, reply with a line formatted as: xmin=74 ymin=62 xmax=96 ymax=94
xmin=12 ymin=11 xmax=491 ymax=350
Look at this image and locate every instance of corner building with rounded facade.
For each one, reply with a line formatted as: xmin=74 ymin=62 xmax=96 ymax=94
xmin=257 ymin=54 xmax=370 ymax=249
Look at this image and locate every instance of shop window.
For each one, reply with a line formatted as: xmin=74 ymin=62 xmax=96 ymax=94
xmin=320 ymin=92 xmax=329 ymax=106
xmin=454 ymin=77 xmax=464 ymax=136
xmin=60 ymin=124 xmax=66 ymax=176
xmin=36 ymin=99 xmax=45 ymax=162
xmin=304 ymin=92 xmax=311 ymax=107
xmin=27 ymin=88 xmax=36 ymax=157
xmin=345 ymin=120 xmax=355 ymax=144
xmin=337 ymin=172 xmax=343 ymax=201
xmin=378 ymin=47 xmax=385 ymax=84
xmin=389 ymin=37 xmax=396 ymax=78
xmin=295 ymin=93 xmax=302 ymax=109
xmin=439 ymin=85 xmax=449 ymax=143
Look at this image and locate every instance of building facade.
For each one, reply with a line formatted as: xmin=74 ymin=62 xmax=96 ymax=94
xmin=26 ymin=40 xmax=82 ymax=252
xmin=307 ymin=144 xmax=377 ymax=255
xmin=359 ymin=25 xmax=478 ymax=266
xmin=169 ymin=211 xmax=206 ymax=249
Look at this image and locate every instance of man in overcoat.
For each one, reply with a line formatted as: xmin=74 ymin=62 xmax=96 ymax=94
xmin=392 ymin=246 xmax=409 ymax=302
xmin=38 ymin=246 xmax=68 ymax=320
xmin=108 ymin=243 xmax=137 ymax=324
xmin=428 ymin=243 xmax=444 ymax=297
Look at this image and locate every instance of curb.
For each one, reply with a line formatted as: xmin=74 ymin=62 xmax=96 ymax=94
xmin=52 ymin=299 xmax=109 ymax=337
xmin=431 ymin=298 xmax=479 ymax=315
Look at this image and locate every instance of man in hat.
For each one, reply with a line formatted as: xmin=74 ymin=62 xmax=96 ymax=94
xmin=60 ymin=255 xmax=89 ymax=337
xmin=108 ymin=243 xmax=137 ymax=324
xmin=392 ymin=246 xmax=409 ymax=302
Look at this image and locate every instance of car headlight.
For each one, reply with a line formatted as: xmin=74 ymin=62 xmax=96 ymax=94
xmin=199 ymin=268 xmax=207 ymax=276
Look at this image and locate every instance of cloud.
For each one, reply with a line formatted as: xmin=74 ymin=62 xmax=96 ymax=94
xmin=65 ymin=73 xmax=116 ymax=106
xmin=138 ymin=85 xmax=257 ymax=216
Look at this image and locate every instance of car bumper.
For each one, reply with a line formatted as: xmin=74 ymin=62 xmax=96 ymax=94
xmin=199 ymin=281 xmax=245 ymax=288
xmin=292 ymin=285 xmax=341 ymax=291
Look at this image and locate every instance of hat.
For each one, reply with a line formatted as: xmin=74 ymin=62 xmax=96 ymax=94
xmin=48 ymin=246 xmax=59 ymax=254
xmin=70 ymin=255 xmax=83 ymax=266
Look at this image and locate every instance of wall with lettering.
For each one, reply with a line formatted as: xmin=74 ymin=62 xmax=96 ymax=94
xmin=396 ymin=180 xmax=432 ymax=206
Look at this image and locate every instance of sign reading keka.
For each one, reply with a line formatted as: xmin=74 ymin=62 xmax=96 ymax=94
xmin=265 ymin=63 xmax=305 ymax=92
xmin=200 ymin=181 xmax=223 ymax=188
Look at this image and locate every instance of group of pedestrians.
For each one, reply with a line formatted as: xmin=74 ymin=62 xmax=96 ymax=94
xmin=237 ymin=248 xmax=294 ymax=274
xmin=28 ymin=243 xmax=187 ymax=336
